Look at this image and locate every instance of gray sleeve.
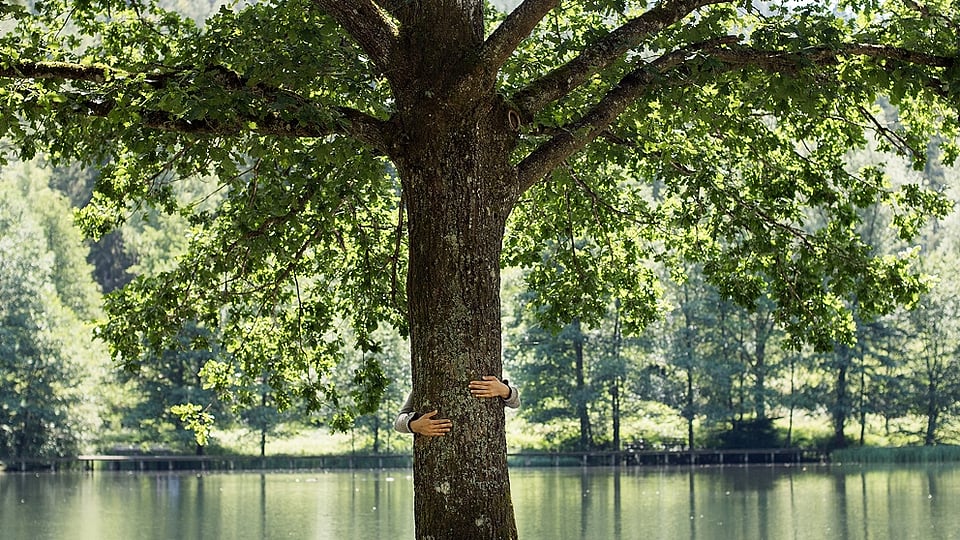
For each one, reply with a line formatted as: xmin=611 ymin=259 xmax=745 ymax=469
xmin=394 ymin=392 xmax=417 ymax=434
xmin=502 ymin=383 xmax=520 ymax=409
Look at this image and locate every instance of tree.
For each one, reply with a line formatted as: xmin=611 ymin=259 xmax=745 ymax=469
xmin=901 ymin=255 xmax=960 ymax=445
xmin=3 ymin=1 xmax=959 ymax=537
xmin=0 ymin=162 xmax=104 ymax=460
xmin=117 ymin=322 xmax=231 ymax=453
xmin=505 ymin=308 xmax=598 ymax=449
xmin=334 ymin=324 xmax=409 ymax=454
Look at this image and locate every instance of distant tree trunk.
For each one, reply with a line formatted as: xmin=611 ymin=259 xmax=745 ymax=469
xmin=924 ymin=408 xmax=938 ymax=446
xmin=753 ymin=337 xmax=767 ymax=420
xmin=858 ymin=343 xmax=867 ymax=447
xmin=611 ymin=300 xmax=622 ymax=454
xmin=831 ymin=347 xmax=851 ymax=448
xmin=611 ymin=380 xmax=620 ymax=451
xmin=924 ymin=374 xmax=939 ymax=446
xmin=572 ymin=318 xmax=592 ymax=450
xmin=684 ymin=368 xmax=695 ymax=450
xmin=260 ymin=388 xmax=267 ymax=458
xmin=786 ymin=353 xmax=796 ymax=447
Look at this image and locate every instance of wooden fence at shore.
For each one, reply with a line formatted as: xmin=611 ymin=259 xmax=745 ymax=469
xmin=0 ymin=448 xmax=826 ymax=472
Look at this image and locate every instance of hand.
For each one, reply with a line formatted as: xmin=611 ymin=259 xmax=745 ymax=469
xmin=409 ymin=410 xmax=452 ymax=437
xmin=469 ymin=375 xmax=510 ymax=400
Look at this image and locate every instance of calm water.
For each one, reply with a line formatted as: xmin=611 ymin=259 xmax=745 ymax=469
xmin=2 ymin=464 xmax=959 ymax=539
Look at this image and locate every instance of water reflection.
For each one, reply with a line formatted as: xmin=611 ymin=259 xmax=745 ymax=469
xmin=2 ymin=465 xmax=960 ymax=539
xmin=512 ymin=464 xmax=960 ymax=540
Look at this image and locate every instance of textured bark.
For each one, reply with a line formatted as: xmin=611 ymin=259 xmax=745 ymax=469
xmin=396 ymin=99 xmax=520 ymax=538
xmin=385 ymin=3 xmax=521 ymax=537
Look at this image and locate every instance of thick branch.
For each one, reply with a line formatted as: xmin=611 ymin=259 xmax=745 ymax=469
xmin=0 ymin=60 xmax=112 ymax=83
xmin=516 ymin=39 xmax=734 ymax=192
xmin=313 ymin=0 xmax=399 ymax=75
xmin=709 ymin=43 xmax=955 ymax=99
xmin=460 ymin=0 xmax=558 ymax=90
xmin=1 ymin=59 xmax=393 ymax=150
xmin=511 ymin=0 xmax=726 ymax=119
xmin=82 ymin=98 xmax=390 ymax=149
xmin=710 ymin=43 xmax=955 ymax=71
xmin=516 ymin=38 xmax=957 ymax=192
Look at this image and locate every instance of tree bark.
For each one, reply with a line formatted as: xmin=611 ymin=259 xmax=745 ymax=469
xmin=393 ymin=83 xmax=520 ymax=538
xmin=364 ymin=1 xmax=522 ymax=536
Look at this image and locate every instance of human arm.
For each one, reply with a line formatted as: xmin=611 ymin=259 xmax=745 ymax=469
xmin=393 ymin=392 xmax=452 ymax=436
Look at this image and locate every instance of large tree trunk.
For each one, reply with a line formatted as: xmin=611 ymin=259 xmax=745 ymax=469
xmin=401 ymin=150 xmax=518 ymax=536
xmin=365 ymin=2 xmax=522 ymax=536
xmin=395 ymin=86 xmax=520 ymax=538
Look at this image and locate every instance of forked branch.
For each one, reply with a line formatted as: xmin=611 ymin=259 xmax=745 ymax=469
xmin=512 ymin=0 xmax=727 ymax=119
xmin=313 ymin=0 xmax=400 ymax=76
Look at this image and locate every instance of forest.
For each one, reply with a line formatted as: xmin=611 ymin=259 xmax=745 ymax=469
xmin=2 ymin=99 xmax=959 ymax=459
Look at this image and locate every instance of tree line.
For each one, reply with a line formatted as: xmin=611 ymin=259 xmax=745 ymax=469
xmin=2 ymin=129 xmax=958 ymax=459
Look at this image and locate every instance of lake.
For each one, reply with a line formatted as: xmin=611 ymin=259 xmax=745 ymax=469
xmin=2 ymin=464 xmax=959 ymax=539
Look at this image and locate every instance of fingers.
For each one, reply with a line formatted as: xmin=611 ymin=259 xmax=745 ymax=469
xmin=468 ymin=377 xmax=494 ymax=390
xmin=469 ymin=380 xmax=493 ymax=397
xmin=425 ymin=418 xmax=452 ymax=436
xmin=470 ymin=376 xmax=506 ymax=399
xmin=414 ymin=410 xmax=452 ymax=437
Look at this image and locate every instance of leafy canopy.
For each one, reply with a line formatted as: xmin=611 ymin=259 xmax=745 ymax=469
xmin=0 ymin=0 xmax=957 ymax=423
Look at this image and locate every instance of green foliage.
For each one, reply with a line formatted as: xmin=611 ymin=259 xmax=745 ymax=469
xmin=115 ymin=322 xmax=230 ymax=451
xmin=709 ymin=418 xmax=783 ymax=450
xmin=169 ymin=403 xmax=213 ymax=447
xmin=512 ymin=1 xmax=951 ymax=350
xmin=0 ymin=161 xmax=105 ymax=458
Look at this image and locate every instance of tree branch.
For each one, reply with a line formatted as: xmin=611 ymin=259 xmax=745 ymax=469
xmin=1 ymin=59 xmax=393 ymax=151
xmin=80 ymin=97 xmax=391 ymax=149
xmin=464 ymin=0 xmax=558 ymax=88
xmin=511 ymin=0 xmax=726 ymax=119
xmin=372 ymin=0 xmax=403 ymax=18
xmin=710 ymin=43 xmax=955 ymax=72
xmin=708 ymin=42 xmax=955 ymax=99
xmin=516 ymin=38 xmax=957 ymax=193
xmin=313 ymin=0 xmax=399 ymax=76
xmin=0 ymin=60 xmax=112 ymax=83
xmin=516 ymin=38 xmax=735 ymax=192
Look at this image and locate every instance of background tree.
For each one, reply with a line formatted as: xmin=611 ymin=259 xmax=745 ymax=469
xmin=901 ymin=254 xmax=960 ymax=445
xmin=116 ymin=322 xmax=230 ymax=453
xmin=0 ymin=161 xmax=104 ymax=461
xmin=4 ymin=1 xmax=960 ymax=538
xmin=337 ymin=325 xmax=409 ymax=454
xmin=504 ymin=308 xmax=597 ymax=449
